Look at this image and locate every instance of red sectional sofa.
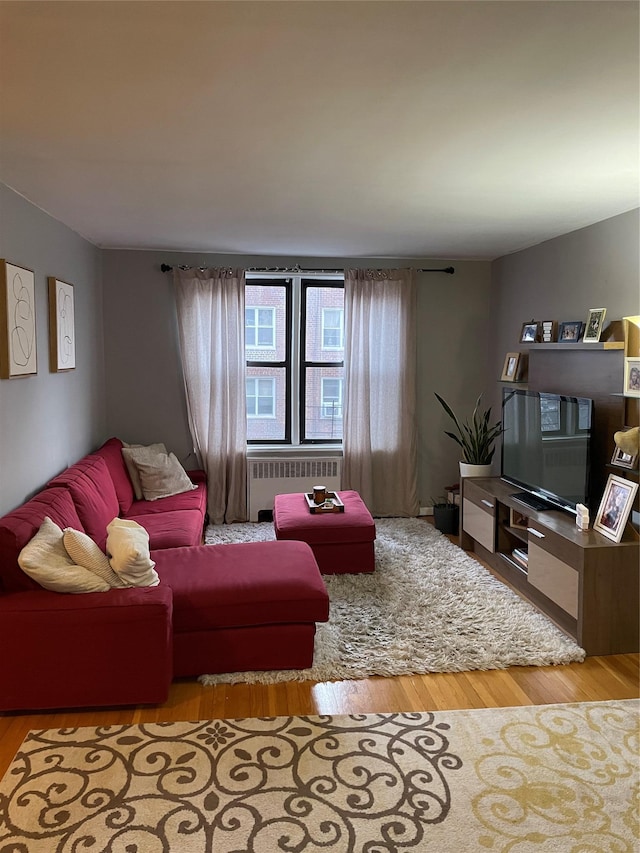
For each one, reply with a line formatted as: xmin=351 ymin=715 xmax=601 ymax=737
xmin=0 ymin=439 xmax=329 ymax=712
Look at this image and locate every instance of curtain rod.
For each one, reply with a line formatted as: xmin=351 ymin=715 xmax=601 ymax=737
xmin=160 ymin=263 xmax=454 ymax=274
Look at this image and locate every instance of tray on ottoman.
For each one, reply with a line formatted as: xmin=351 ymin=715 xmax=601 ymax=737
xmin=304 ymin=491 xmax=345 ymax=513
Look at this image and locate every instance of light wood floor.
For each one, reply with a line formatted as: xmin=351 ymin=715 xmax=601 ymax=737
xmin=1 ymin=525 xmax=638 ymax=778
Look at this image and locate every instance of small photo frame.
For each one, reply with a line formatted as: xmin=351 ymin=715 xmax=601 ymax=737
xmin=0 ymin=259 xmax=37 ymax=379
xmin=48 ymin=277 xmax=76 ymax=371
xmin=593 ymin=474 xmax=638 ymax=543
xmin=583 ymin=308 xmax=606 ymax=343
xmin=540 ymin=320 xmax=558 ymax=343
xmin=611 ymin=445 xmax=638 ymax=470
xmin=558 ymin=321 xmax=583 ymax=343
xmin=520 ymin=321 xmax=539 ymax=343
xmin=623 ymin=357 xmax=640 ymax=397
xmin=500 ymin=352 xmax=521 ymax=381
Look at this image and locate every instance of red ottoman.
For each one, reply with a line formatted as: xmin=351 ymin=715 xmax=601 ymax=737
xmin=273 ymin=490 xmax=376 ymax=574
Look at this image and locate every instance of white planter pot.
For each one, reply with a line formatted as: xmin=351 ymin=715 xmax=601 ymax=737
xmin=459 ymin=462 xmax=492 ymax=478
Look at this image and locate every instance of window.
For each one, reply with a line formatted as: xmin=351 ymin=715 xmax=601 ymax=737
xmin=245 ymin=306 xmax=275 ymax=349
xmin=245 ymin=276 xmax=344 ymax=444
xmin=321 ymin=377 xmax=343 ymax=418
xmin=322 ymin=308 xmax=344 ymax=349
xmin=246 ymin=377 xmax=275 ymax=418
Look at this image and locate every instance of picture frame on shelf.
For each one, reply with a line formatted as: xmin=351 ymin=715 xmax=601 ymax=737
xmin=540 ymin=320 xmax=557 ymax=342
xmin=0 ymin=259 xmax=37 ymax=379
xmin=519 ymin=321 xmax=539 ymax=343
xmin=611 ymin=445 xmax=638 ymax=470
xmin=593 ymin=474 xmax=638 ymax=543
xmin=48 ymin=277 xmax=76 ymax=371
xmin=509 ymin=508 xmax=528 ymax=530
xmin=558 ymin=320 xmax=583 ymax=343
xmin=583 ymin=308 xmax=607 ymax=343
xmin=623 ymin=357 xmax=640 ymax=396
xmin=500 ymin=352 xmax=521 ymax=381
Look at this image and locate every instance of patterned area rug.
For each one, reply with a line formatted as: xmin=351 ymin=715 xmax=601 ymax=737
xmin=1 ymin=700 xmax=637 ymax=852
xmin=201 ymin=518 xmax=584 ymax=685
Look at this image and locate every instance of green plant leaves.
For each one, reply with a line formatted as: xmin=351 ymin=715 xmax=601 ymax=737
xmin=435 ymin=392 xmax=504 ymax=464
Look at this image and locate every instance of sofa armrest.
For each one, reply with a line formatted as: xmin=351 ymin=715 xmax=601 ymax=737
xmin=0 ymin=586 xmax=174 ymax=711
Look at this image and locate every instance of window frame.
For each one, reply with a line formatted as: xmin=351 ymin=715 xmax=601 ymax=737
xmin=300 ymin=278 xmax=345 ymax=445
xmin=245 ymin=278 xmax=292 ymax=444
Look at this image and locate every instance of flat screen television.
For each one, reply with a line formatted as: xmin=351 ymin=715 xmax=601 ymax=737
xmin=501 ymin=388 xmax=593 ymax=515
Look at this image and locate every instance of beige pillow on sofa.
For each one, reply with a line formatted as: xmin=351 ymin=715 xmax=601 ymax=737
xmin=63 ymin=527 xmax=128 ymax=588
xmin=135 ymin=452 xmax=197 ymax=501
xmin=106 ymin=518 xmax=159 ymax=587
xmin=121 ymin=443 xmax=168 ymax=500
xmin=18 ymin=517 xmax=111 ymax=594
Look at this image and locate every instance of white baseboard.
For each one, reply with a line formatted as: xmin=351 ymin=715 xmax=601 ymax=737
xmin=419 ymin=506 xmax=434 ymax=516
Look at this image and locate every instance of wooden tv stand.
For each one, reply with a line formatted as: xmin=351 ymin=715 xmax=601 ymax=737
xmin=460 ymin=477 xmax=639 ymax=656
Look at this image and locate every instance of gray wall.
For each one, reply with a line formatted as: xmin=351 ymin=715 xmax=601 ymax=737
xmin=102 ymin=251 xmax=493 ymax=507
xmin=489 ymin=209 xmax=640 ymax=414
xmin=5 ymin=180 xmax=635 ymax=520
xmin=0 ymin=184 xmax=105 ymax=515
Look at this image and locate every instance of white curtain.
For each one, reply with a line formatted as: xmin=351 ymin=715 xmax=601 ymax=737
xmin=173 ymin=267 xmax=247 ymax=524
xmin=342 ymin=268 xmax=419 ymax=517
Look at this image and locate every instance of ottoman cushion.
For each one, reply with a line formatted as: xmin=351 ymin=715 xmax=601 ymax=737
xmin=273 ymin=490 xmax=376 ymax=573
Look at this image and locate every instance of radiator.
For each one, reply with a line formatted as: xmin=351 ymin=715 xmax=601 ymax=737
xmin=248 ymin=457 xmax=342 ymax=521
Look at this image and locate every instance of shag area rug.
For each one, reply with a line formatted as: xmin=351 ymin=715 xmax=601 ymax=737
xmin=201 ymin=518 xmax=584 ymax=685
xmin=2 ymin=700 xmax=637 ymax=852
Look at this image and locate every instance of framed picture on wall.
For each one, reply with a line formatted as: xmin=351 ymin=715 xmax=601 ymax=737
xmin=0 ymin=259 xmax=38 ymax=379
xmin=593 ymin=474 xmax=638 ymax=543
xmin=48 ymin=277 xmax=76 ymax=371
xmin=583 ymin=308 xmax=606 ymax=343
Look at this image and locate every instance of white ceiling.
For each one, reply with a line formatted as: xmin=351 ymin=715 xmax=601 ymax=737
xmin=1 ymin=1 xmax=638 ymax=260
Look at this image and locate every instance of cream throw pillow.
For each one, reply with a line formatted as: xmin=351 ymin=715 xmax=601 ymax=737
xmin=121 ymin=443 xmax=168 ymax=500
xmin=63 ymin=528 xmax=128 ymax=588
xmin=106 ymin=518 xmax=159 ymax=587
xmin=18 ymin=517 xmax=111 ymax=594
xmin=136 ymin=452 xmax=197 ymax=501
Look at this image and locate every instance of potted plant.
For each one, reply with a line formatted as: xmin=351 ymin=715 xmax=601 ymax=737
xmin=431 ymin=496 xmax=459 ymax=535
xmin=435 ymin=392 xmax=504 ymax=478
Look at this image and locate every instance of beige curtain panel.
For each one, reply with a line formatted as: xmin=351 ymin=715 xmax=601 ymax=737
xmin=174 ymin=268 xmax=248 ymax=524
xmin=342 ymin=268 xmax=419 ymax=517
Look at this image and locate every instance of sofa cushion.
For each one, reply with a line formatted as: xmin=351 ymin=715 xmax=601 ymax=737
xmin=135 ymin=452 xmax=197 ymax=501
xmin=126 ymin=480 xmax=207 ymax=517
xmin=153 ymin=540 xmax=329 ymax=634
xmin=121 ymin=443 xmax=168 ymax=500
xmin=63 ymin=527 xmax=127 ymax=588
xmin=131 ymin=509 xmax=205 ymax=549
xmin=48 ymin=455 xmax=120 ymax=550
xmin=93 ymin=437 xmax=135 ymax=514
xmin=106 ymin=518 xmax=159 ymax=587
xmin=19 ymin=517 xmax=111 ymax=594
xmin=0 ymin=488 xmax=85 ymax=593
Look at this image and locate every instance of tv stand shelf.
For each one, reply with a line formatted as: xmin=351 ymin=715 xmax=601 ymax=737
xmin=460 ymin=477 xmax=639 ymax=655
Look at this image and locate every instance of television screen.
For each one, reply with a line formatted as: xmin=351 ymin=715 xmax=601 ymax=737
xmin=501 ymin=389 xmax=593 ymax=513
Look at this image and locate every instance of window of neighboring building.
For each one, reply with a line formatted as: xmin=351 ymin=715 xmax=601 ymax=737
xmin=246 ymin=377 xmax=275 ymax=418
xmin=321 ymin=377 xmax=343 ymax=419
xmin=322 ymin=307 xmax=344 ymax=350
xmin=245 ymin=276 xmax=344 ymax=444
xmin=245 ymin=306 xmax=275 ymax=349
